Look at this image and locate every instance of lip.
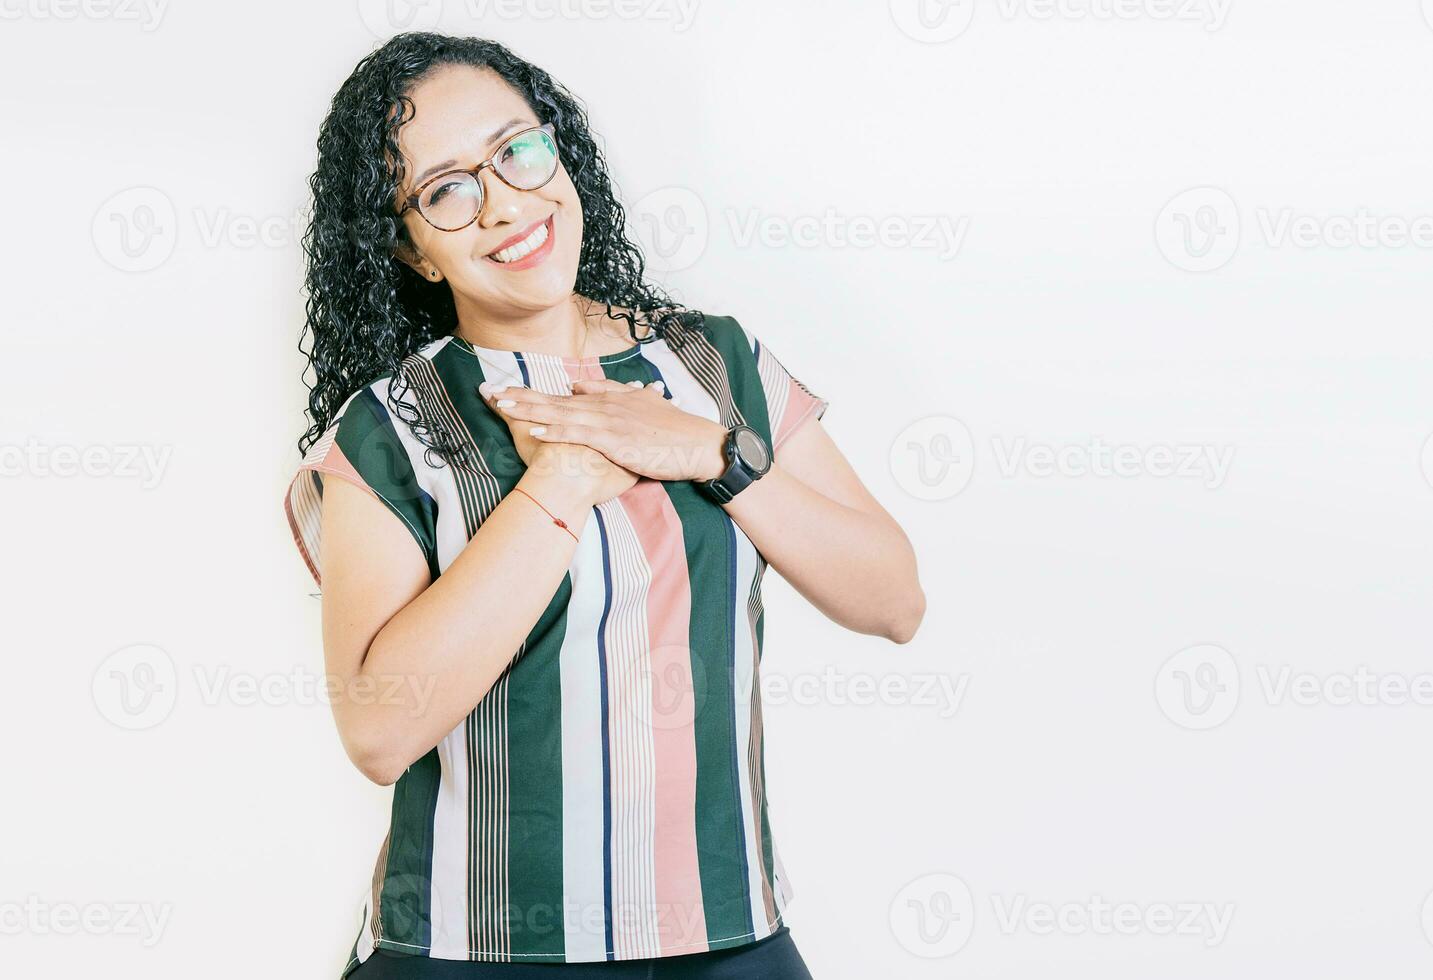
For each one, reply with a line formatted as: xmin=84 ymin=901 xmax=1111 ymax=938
xmin=484 ymin=214 xmax=555 ymax=270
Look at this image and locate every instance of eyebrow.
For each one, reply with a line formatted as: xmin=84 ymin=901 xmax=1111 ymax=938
xmin=410 ymin=116 xmax=535 ymax=188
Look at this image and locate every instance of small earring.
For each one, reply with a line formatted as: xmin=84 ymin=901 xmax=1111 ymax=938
xmin=429 ymin=269 xmax=440 ymax=280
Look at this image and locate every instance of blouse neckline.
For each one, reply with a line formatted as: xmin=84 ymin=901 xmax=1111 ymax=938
xmin=446 ymin=330 xmax=649 ymax=367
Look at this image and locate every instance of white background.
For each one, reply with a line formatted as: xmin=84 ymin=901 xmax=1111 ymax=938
xmin=3 ymin=0 xmax=1432 ymax=976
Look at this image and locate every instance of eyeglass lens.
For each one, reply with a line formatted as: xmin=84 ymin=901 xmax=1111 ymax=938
xmin=418 ymin=129 xmax=558 ymax=230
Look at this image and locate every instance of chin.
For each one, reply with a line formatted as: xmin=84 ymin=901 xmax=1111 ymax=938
xmin=479 ymin=268 xmax=579 ymax=313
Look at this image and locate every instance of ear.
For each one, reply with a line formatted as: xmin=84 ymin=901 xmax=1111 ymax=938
xmin=392 ymin=234 xmax=439 ymax=282
xmin=392 ymin=232 xmax=420 ymax=271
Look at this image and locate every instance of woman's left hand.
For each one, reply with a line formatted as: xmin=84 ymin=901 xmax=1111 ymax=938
xmin=488 ymin=378 xmax=730 ymax=483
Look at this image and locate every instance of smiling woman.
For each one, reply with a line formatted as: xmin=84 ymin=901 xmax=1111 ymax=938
xmin=284 ymin=29 xmax=921 ymax=980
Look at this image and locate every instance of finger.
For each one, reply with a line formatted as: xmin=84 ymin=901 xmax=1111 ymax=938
xmin=528 ymin=421 xmax=623 ymax=455
xmin=477 ymin=381 xmax=554 ymax=406
xmin=476 ymin=381 xmax=516 ymax=408
xmin=570 ymin=379 xmax=642 ymax=394
xmin=498 ymin=398 xmax=615 ymax=431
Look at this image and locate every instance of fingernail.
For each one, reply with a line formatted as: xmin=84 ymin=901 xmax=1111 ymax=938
xmin=496 ymin=398 xmax=515 ymax=407
xmin=628 ymin=380 xmax=643 ymax=387
xmin=530 ymin=426 xmax=547 ymax=435
xmin=652 ymin=380 xmax=666 ymax=391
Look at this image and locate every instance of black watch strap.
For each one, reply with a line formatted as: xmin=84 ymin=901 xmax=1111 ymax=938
xmin=698 ymin=424 xmax=771 ymax=503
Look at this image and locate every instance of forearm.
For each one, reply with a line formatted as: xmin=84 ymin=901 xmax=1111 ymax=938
xmin=341 ymin=468 xmax=593 ymax=782
xmin=723 ymin=462 xmax=923 ymax=642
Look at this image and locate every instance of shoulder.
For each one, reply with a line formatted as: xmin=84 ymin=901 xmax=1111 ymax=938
xmin=662 ymin=310 xmax=759 ymax=361
xmin=687 ymin=312 xmax=816 ymax=370
xmin=303 ymin=380 xmax=396 ymax=469
xmin=286 ymin=371 xmax=441 ymax=586
xmin=304 ymin=336 xmax=457 ymax=465
xmin=698 ymin=313 xmax=830 ymax=451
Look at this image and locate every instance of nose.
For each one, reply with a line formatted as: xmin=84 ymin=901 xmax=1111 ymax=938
xmin=477 ymin=167 xmax=525 ymax=229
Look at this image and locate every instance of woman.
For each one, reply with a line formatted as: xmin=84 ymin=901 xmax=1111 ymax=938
xmin=284 ymin=31 xmax=925 ymax=980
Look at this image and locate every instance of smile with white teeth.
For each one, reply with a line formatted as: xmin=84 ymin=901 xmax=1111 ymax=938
xmin=488 ymin=219 xmax=550 ymax=263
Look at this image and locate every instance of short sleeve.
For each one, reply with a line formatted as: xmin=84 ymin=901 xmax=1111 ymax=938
xmin=283 ymin=386 xmax=437 ymax=587
xmin=737 ymin=321 xmax=830 ymax=452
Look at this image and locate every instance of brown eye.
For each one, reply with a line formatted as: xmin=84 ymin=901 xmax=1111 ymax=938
xmin=418 ymin=173 xmax=483 ymax=231
xmin=494 ymin=129 xmax=559 ymax=189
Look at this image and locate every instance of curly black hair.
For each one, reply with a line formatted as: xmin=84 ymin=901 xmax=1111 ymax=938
xmin=296 ymin=31 xmax=702 ymax=471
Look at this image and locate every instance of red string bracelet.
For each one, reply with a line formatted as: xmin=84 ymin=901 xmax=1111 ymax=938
xmin=513 ymin=487 xmax=580 ymax=542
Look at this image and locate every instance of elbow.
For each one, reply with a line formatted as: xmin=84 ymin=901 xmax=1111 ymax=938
xmin=349 ymin=742 xmax=405 ymax=786
xmin=341 ymin=725 xmax=409 ymax=787
xmin=355 ymin=753 xmax=404 ymax=787
xmin=884 ymin=586 xmax=926 ymax=645
xmin=880 ymin=533 xmax=925 ymax=645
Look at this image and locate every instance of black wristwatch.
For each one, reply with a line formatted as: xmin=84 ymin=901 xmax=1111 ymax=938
xmin=697 ymin=424 xmax=772 ymax=503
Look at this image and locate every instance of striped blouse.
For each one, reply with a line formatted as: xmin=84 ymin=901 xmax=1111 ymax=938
xmin=283 ymin=313 xmax=829 ymax=975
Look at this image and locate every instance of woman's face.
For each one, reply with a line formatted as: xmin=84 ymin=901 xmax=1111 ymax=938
xmin=393 ymin=65 xmax=583 ymax=316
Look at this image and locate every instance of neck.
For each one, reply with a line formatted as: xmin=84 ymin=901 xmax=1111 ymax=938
xmin=452 ymin=293 xmax=598 ymax=358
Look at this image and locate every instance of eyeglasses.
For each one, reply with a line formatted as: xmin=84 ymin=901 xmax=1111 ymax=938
xmin=399 ymin=122 xmax=559 ymax=232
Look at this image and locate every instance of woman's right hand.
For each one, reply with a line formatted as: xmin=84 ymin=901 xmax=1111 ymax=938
xmin=480 ymin=382 xmax=638 ymax=506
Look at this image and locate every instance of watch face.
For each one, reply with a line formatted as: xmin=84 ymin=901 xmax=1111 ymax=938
xmin=734 ymin=426 xmax=770 ymax=471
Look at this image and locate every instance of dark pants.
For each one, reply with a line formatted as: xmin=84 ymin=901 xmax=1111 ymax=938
xmin=348 ymin=927 xmax=813 ymax=980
